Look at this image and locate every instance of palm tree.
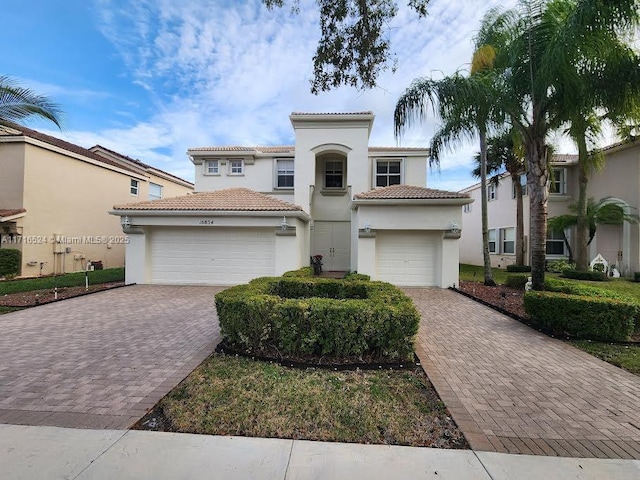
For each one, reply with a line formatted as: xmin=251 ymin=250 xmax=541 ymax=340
xmin=0 ymin=75 xmax=62 ymax=128
xmin=394 ymin=72 xmax=503 ymax=286
xmin=548 ymin=197 xmax=639 ymax=264
xmin=474 ymin=0 xmax=640 ymax=289
xmin=472 ymin=133 xmax=527 ymax=266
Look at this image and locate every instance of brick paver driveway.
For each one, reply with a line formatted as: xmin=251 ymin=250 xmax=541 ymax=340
xmin=405 ymin=288 xmax=640 ymax=460
xmin=0 ymin=285 xmax=223 ymax=429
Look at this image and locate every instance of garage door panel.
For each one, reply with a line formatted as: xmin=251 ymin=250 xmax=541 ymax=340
xmin=376 ymin=231 xmax=439 ymax=286
xmin=151 ymin=227 xmax=275 ymax=285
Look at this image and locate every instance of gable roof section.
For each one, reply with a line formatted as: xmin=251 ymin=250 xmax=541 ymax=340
xmin=0 ymin=121 xmax=140 ymax=175
xmin=90 ymin=145 xmax=194 ymax=187
xmin=0 ymin=208 xmax=27 ymax=222
xmin=113 ymin=187 xmax=303 ymax=212
xmin=354 ymin=185 xmax=470 ymax=200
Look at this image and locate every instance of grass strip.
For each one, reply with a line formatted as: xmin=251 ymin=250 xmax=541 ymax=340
xmin=0 ymin=268 xmax=124 ymax=295
xmin=571 ymin=340 xmax=640 ymax=376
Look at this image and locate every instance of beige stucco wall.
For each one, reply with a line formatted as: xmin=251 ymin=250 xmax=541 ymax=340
xmin=1 ymin=141 xmax=193 ymax=277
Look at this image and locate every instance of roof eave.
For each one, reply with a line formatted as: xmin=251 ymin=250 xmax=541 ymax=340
xmin=351 ymin=198 xmax=473 ymax=209
xmin=109 ymin=209 xmax=311 ymax=221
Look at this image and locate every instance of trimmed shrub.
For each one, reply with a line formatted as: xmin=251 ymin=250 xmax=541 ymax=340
xmin=215 ymin=276 xmax=420 ymax=360
xmin=546 ymin=259 xmax=575 ymax=273
xmin=282 ymin=267 xmax=313 ymax=278
xmin=504 ymin=274 xmax=529 ymax=289
xmin=524 ymin=291 xmax=636 ymax=341
xmin=561 ymin=269 xmax=608 ymax=282
xmin=506 ymin=264 xmax=531 ymax=273
xmin=0 ymin=249 xmax=21 ymax=277
xmin=343 ymin=272 xmax=371 ymax=282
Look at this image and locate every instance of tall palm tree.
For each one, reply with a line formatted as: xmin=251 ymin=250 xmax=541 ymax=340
xmin=394 ymin=72 xmax=503 ymax=286
xmin=0 ymin=75 xmax=62 ymax=128
xmin=474 ymin=0 xmax=640 ymax=289
xmin=472 ymin=132 xmax=527 ymax=266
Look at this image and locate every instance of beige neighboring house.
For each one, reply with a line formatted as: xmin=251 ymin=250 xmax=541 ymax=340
xmin=111 ymin=112 xmax=472 ymax=287
xmin=459 ymin=139 xmax=640 ymax=275
xmin=0 ymin=122 xmax=193 ymax=277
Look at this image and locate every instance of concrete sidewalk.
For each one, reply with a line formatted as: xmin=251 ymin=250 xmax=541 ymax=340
xmin=2 ymin=424 xmax=639 ymax=479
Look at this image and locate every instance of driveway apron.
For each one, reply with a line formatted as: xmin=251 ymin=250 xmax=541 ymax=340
xmin=0 ymin=285 xmax=222 ymax=429
xmin=405 ymin=288 xmax=640 ymax=459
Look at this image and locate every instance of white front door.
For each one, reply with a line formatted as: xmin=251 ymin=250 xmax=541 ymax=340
xmin=313 ymin=221 xmax=350 ymax=271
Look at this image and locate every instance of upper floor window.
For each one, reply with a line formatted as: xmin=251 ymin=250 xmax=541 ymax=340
xmin=550 ymin=168 xmax=567 ymax=194
xmin=501 ymin=227 xmax=515 ymax=254
xmin=130 ymin=179 xmax=139 ymax=196
xmin=325 ymin=159 xmax=344 ymax=188
xmin=487 ymin=184 xmax=497 ymax=201
xmin=463 ymin=203 xmax=472 ymax=213
xmin=512 ymin=173 xmax=527 ymax=198
xmin=205 ymin=160 xmax=219 ymax=175
xmin=375 ymin=160 xmax=402 ymax=187
xmin=149 ymin=182 xmax=163 ymax=200
xmin=229 ymin=159 xmax=244 ymax=175
xmin=276 ymin=159 xmax=294 ymax=188
xmin=546 ymin=229 xmax=566 ymax=256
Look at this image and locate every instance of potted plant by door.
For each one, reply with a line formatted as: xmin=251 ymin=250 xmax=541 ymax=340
xmin=311 ymin=254 xmax=323 ymax=275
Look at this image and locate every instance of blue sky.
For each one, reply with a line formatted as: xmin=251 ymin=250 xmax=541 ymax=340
xmin=4 ymin=0 xmax=584 ymax=190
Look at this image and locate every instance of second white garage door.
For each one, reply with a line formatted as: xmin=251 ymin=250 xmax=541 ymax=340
xmin=150 ymin=227 xmax=275 ymax=285
xmin=376 ymin=231 xmax=440 ymax=286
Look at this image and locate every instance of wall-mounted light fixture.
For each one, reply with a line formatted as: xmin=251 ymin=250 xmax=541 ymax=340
xmin=121 ymin=215 xmax=131 ymax=230
xmin=364 ymin=220 xmax=371 ymax=233
xmin=281 ymin=216 xmax=289 ymax=231
xmin=450 ymin=221 xmax=460 ymax=235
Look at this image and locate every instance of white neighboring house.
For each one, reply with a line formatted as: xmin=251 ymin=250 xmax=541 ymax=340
xmin=459 ymin=139 xmax=640 ymax=275
xmin=111 ymin=112 xmax=472 ymax=287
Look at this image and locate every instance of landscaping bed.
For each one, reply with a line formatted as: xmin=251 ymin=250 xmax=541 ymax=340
xmin=0 ymin=281 xmax=125 ymax=308
xmin=134 ymin=353 xmax=468 ymax=449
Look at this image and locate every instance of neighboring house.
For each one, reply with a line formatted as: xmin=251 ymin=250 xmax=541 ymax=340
xmin=459 ymin=139 xmax=640 ymax=275
xmin=0 ymin=122 xmax=193 ymax=277
xmin=112 ymin=112 xmax=472 ymax=287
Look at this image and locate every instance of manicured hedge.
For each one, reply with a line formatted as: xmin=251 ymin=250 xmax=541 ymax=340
xmin=524 ymin=291 xmax=636 ymax=341
xmin=282 ymin=267 xmax=313 ymax=278
xmin=0 ymin=249 xmax=21 ymax=277
xmin=343 ymin=272 xmax=371 ymax=282
xmin=504 ymin=274 xmax=529 ymax=289
xmin=215 ymin=276 xmax=420 ymax=360
xmin=506 ymin=264 xmax=531 ymax=273
xmin=561 ymin=269 xmax=607 ymax=281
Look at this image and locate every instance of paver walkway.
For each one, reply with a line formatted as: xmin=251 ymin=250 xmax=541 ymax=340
xmin=405 ymin=288 xmax=640 ymax=460
xmin=0 ymin=285 xmax=222 ymax=429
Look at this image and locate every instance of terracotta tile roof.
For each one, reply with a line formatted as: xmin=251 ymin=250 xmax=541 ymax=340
xmin=188 ymin=146 xmax=295 ymax=153
xmin=552 ymin=154 xmax=579 ymax=163
xmin=90 ymin=145 xmax=194 ymax=186
xmin=0 ymin=121 xmax=140 ymax=174
xmin=354 ymin=185 xmax=470 ymax=200
xmin=0 ymin=208 xmax=26 ymax=218
xmin=114 ymin=187 xmax=303 ymax=212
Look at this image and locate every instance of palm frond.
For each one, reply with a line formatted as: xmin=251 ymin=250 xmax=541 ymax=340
xmin=0 ymin=75 xmax=62 ymax=128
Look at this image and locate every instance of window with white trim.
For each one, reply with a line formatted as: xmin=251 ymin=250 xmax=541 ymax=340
xmin=325 ymin=159 xmax=344 ymax=188
xmin=205 ymin=160 xmax=219 ymax=175
xmin=229 ymin=159 xmax=244 ymax=175
xmin=501 ymin=227 xmax=515 ymax=254
xmin=546 ymin=230 xmax=566 ymax=255
xmin=488 ymin=184 xmax=497 ymax=201
xmin=488 ymin=229 xmax=497 ymax=253
xmin=463 ymin=203 xmax=472 ymax=213
xmin=149 ymin=182 xmax=163 ymax=200
xmin=550 ymin=168 xmax=567 ymax=194
xmin=276 ymin=159 xmax=294 ymax=188
xmin=375 ymin=159 xmax=402 ymax=187
xmin=512 ymin=174 xmax=527 ymax=198
xmin=130 ymin=179 xmax=139 ymax=196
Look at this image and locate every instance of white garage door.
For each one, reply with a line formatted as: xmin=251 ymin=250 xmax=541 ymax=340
xmin=150 ymin=227 xmax=275 ymax=285
xmin=376 ymin=231 xmax=440 ymax=286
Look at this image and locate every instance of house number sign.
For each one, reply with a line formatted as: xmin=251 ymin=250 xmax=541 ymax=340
xmin=198 ymin=220 xmax=215 ymax=225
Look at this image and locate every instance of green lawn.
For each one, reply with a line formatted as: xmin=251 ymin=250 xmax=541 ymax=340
xmin=0 ymin=268 xmax=124 ymax=295
xmin=459 ymin=264 xmax=512 ymax=284
xmin=571 ymin=341 xmax=640 ymax=375
xmin=159 ymin=354 xmax=467 ymax=448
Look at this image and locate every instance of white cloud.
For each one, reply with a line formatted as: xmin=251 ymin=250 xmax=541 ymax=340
xmin=75 ymin=0 xmax=527 ymax=184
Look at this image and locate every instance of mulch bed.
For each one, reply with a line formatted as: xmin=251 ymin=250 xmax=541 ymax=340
xmin=0 ymin=282 xmax=126 ymax=307
xmin=458 ymin=280 xmax=528 ymax=319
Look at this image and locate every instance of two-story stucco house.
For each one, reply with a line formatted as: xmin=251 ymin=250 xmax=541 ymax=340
xmin=0 ymin=122 xmax=193 ymax=277
xmin=111 ymin=112 xmax=472 ymax=287
xmin=459 ymin=139 xmax=640 ymax=275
